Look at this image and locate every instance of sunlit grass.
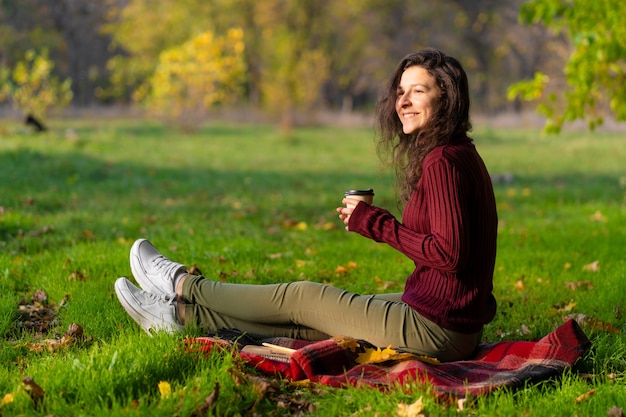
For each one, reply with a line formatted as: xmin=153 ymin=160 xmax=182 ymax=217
xmin=0 ymin=119 xmax=624 ymax=415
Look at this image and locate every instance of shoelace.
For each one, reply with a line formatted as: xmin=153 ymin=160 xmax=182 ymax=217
xmin=143 ymin=290 xmax=177 ymax=306
xmin=150 ymin=255 xmax=184 ymax=281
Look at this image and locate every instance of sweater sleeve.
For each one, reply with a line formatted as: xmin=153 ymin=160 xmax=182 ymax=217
xmin=348 ymin=158 xmax=470 ymax=272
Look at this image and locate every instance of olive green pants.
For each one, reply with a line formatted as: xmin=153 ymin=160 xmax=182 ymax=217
xmin=182 ymin=276 xmax=482 ymax=362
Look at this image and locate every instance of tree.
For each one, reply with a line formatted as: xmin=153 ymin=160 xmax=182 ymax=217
xmin=0 ymin=48 xmax=73 ymax=124
xmin=101 ymin=0 xmax=214 ymax=102
xmin=137 ymin=28 xmax=247 ymax=130
xmin=508 ymin=0 xmax=626 ymax=132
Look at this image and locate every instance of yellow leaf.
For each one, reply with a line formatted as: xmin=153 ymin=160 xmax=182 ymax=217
xmin=589 ymin=211 xmax=606 ymax=222
xmin=295 ymin=259 xmax=309 ymax=268
xmin=357 ymin=345 xmax=400 ymax=364
xmin=158 ymin=381 xmax=171 ymax=398
xmin=553 ymin=299 xmax=577 ymax=313
xmin=396 ymin=396 xmax=425 ymax=417
xmin=1 ymin=393 xmax=14 ymax=407
xmin=295 ymin=221 xmax=308 ymax=231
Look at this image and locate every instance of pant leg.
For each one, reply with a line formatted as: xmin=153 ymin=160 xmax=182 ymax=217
xmin=182 ymin=275 xmax=480 ymax=360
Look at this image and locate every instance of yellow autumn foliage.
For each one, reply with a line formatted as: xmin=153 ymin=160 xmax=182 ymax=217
xmin=140 ymin=28 xmax=247 ymax=129
xmin=0 ymin=48 xmax=73 ymax=121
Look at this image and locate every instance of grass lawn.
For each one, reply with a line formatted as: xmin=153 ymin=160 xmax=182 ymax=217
xmin=0 ymin=118 xmax=625 ymax=416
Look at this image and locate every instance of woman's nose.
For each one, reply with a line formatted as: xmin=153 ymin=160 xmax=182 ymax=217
xmin=398 ymin=92 xmax=410 ymax=107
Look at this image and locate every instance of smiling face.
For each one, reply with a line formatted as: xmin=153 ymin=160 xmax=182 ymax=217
xmin=395 ymin=66 xmax=441 ymax=135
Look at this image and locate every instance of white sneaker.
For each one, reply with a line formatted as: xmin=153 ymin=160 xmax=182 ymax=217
xmin=130 ymin=238 xmax=187 ymax=295
xmin=114 ymin=277 xmax=183 ymax=335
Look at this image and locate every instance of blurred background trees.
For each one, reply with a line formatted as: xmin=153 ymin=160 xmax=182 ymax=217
xmin=0 ymin=0 xmax=623 ymax=131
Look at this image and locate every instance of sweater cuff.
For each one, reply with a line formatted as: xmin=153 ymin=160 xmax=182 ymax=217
xmin=348 ymin=201 xmax=379 ymax=238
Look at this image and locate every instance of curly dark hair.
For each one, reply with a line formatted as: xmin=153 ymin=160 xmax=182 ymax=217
xmin=375 ymin=48 xmax=472 ymax=203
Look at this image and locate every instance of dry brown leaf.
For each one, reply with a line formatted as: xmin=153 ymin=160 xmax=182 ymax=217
xmin=188 ymin=264 xmax=203 ymax=276
xmin=520 ymin=324 xmax=531 ymax=335
xmin=68 ymin=270 xmax=87 ymax=281
xmin=564 ymin=281 xmax=593 ymax=291
xmin=589 ymin=210 xmax=607 ymax=222
xmin=374 ymin=276 xmax=397 ymax=291
xmin=247 ymin=375 xmax=280 ymax=397
xmin=333 ymin=336 xmax=360 ymax=352
xmin=583 ymin=260 xmax=599 ymax=272
xmin=21 ymin=377 xmax=45 ymax=407
xmin=606 ymin=406 xmax=624 ymax=417
xmin=193 ymin=382 xmax=219 ymax=416
xmin=396 ymin=396 xmax=425 ymax=417
xmin=575 ymin=388 xmax=596 ymax=403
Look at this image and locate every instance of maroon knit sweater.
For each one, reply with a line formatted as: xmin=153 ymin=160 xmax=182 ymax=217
xmin=349 ymin=137 xmax=497 ymax=334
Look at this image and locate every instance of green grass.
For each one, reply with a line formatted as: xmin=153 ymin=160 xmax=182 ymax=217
xmin=0 ymin=118 xmax=625 ymax=416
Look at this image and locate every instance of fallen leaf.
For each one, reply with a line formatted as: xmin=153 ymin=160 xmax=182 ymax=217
xmin=1 ymin=393 xmax=14 ymax=407
xmin=589 ymin=211 xmax=606 ymax=222
xmin=82 ymin=230 xmax=95 ymax=239
xmin=520 ymin=324 xmax=531 ymax=335
xmin=21 ymin=377 xmax=45 ymax=407
xmin=158 ymin=381 xmax=171 ymax=398
xmin=575 ymin=388 xmax=596 ymax=403
xmin=295 ymin=222 xmax=308 ymax=231
xmin=335 ymin=265 xmax=349 ymax=275
xmin=552 ymin=300 xmax=576 ymax=313
xmin=583 ymin=260 xmax=599 ymax=272
xmin=396 ymin=396 xmax=425 ymax=417
xmin=193 ymin=382 xmax=219 ymax=416
xmin=606 ymin=406 xmax=624 ymax=417
xmin=188 ymin=264 xmax=203 ymax=276
xmin=68 ymin=270 xmax=87 ymax=281
xmin=295 ymin=260 xmax=310 ymax=268
xmin=374 ymin=276 xmax=397 ymax=291
xmin=333 ymin=336 xmax=360 ymax=352
xmin=356 ymin=345 xmax=414 ymax=364
xmin=247 ymin=375 xmax=279 ymax=397
xmin=514 ymin=279 xmax=526 ymax=290
xmin=563 ymin=314 xmax=620 ymax=334
xmin=457 ymin=398 xmax=467 ymax=412
xmin=564 ymin=281 xmax=593 ymax=291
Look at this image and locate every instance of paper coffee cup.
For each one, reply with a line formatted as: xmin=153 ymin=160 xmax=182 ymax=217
xmin=344 ymin=189 xmax=374 ymax=209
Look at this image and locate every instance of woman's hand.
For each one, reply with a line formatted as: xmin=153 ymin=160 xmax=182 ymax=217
xmin=336 ymin=198 xmax=361 ymax=230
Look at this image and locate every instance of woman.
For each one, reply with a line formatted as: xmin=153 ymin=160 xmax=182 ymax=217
xmin=114 ymin=48 xmax=497 ymax=362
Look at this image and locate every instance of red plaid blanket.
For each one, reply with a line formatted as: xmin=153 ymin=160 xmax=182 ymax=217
xmin=186 ymin=319 xmax=590 ymax=398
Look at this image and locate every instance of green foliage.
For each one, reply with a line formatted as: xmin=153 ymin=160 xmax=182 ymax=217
xmin=137 ymin=28 xmax=247 ymax=130
xmin=509 ymin=0 xmax=626 ymax=133
xmin=0 ymin=48 xmax=73 ymax=120
xmin=100 ymin=0 xmax=214 ymax=101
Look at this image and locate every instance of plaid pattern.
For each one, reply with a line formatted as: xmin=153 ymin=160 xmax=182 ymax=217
xmin=186 ymin=319 xmax=590 ymax=398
